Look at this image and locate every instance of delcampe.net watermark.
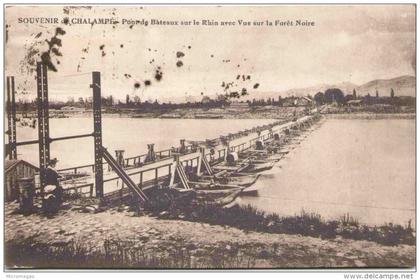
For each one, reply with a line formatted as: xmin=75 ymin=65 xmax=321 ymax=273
xmin=344 ymin=273 xmax=414 ymax=280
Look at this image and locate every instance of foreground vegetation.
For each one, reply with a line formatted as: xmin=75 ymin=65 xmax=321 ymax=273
xmin=5 ymin=198 xmax=415 ymax=269
xmin=5 ymin=236 xmax=289 ymax=269
xmin=143 ymin=189 xmax=415 ymax=247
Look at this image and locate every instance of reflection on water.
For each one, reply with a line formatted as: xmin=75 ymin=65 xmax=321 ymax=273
xmin=240 ymin=119 xmax=415 ymax=226
xmin=13 ymin=117 xmax=274 ymax=169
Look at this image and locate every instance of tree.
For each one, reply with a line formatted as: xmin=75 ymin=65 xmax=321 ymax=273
xmin=133 ymin=95 xmax=141 ymax=105
xmin=314 ymin=91 xmax=325 ymax=105
xmin=353 ymin=88 xmax=357 ymax=98
xmin=364 ymin=93 xmax=373 ymax=105
xmin=344 ymin=94 xmax=355 ymax=103
xmin=101 ymin=97 xmax=108 ymax=106
xmin=278 ymin=96 xmax=283 ymax=107
xmin=22 ymin=101 xmax=28 ymax=113
xmin=201 ymin=96 xmax=211 ymax=104
xmin=126 ymin=94 xmax=131 ymax=105
xmin=324 ymin=88 xmax=345 ymax=104
xmin=67 ymin=97 xmax=75 ymax=106
xmin=108 ymin=95 xmax=114 ymax=106
xmin=390 ymin=88 xmax=395 ymax=98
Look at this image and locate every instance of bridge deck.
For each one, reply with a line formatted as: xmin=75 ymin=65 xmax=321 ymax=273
xmin=60 ymin=115 xmax=314 ymax=196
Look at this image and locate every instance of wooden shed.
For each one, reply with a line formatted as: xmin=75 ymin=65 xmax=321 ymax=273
xmin=5 ymin=160 xmax=38 ymax=201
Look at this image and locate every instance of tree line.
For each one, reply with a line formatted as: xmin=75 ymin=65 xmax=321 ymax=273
xmin=12 ymin=87 xmax=415 ymax=112
xmin=313 ymin=88 xmax=414 ymax=106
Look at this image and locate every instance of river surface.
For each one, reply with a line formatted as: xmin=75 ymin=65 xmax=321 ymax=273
xmin=240 ymin=118 xmax=415 ymax=226
xmin=13 ymin=117 xmax=275 ymax=169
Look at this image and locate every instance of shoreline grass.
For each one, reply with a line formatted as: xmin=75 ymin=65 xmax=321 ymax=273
xmin=143 ymin=191 xmax=415 ymax=247
xmin=6 ymin=236 xmax=273 ymax=269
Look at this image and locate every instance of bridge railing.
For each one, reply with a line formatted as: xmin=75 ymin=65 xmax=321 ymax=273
xmin=63 ymin=183 xmax=94 ymax=198
xmin=57 ymin=144 xmax=196 ymax=175
xmin=230 ymin=142 xmax=248 ymax=153
xmin=55 ymin=116 xmax=307 ymax=180
xmin=103 ymin=162 xmax=174 ymax=191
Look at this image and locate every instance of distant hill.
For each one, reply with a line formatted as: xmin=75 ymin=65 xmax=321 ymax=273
xmin=356 ymin=75 xmax=415 ymax=97
xmin=281 ymin=81 xmax=358 ymax=97
xmin=160 ymin=75 xmax=416 ymax=103
xmin=248 ymin=75 xmax=415 ymax=100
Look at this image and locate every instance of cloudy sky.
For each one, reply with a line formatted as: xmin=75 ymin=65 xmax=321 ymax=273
xmin=5 ymin=5 xmax=415 ymax=102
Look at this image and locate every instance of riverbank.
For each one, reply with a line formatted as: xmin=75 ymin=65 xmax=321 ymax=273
xmin=18 ymin=107 xmax=416 ymax=121
xmin=5 ymin=202 xmax=415 ymax=269
xmin=325 ymin=112 xmax=415 ymax=120
xmin=18 ymin=107 xmax=309 ymax=120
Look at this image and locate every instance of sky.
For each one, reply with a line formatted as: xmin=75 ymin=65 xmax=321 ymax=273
xmin=5 ymin=5 xmax=416 ymax=102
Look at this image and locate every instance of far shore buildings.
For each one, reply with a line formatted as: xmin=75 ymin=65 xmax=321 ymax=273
xmin=228 ymin=101 xmax=250 ymax=112
xmin=347 ymin=100 xmax=363 ymax=106
xmin=60 ymin=106 xmax=86 ymax=112
xmin=283 ymin=96 xmax=314 ymax=107
xmin=295 ymin=96 xmax=314 ymax=107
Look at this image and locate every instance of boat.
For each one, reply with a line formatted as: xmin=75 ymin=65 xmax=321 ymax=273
xmin=195 ymin=187 xmax=242 ymax=194
xmin=266 ymin=153 xmax=286 ymax=161
xmin=194 ymin=186 xmax=244 ymax=206
xmin=240 ymin=183 xmax=264 ymax=196
xmin=212 ymin=164 xmax=250 ymax=172
xmin=199 ymin=173 xmax=260 ymax=188
xmin=212 ymin=151 xmax=278 ymax=174
xmin=215 ymin=188 xmax=244 ymax=205
xmin=237 ymin=160 xmax=276 ymax=174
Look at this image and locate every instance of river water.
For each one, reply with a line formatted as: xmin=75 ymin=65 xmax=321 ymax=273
xmin=239 ymin=118 xmax=415 ymax=226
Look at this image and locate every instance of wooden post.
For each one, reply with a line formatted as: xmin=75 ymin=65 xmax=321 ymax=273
xmin=115 ymin=150 xmax=125 ymax=167
xmin=169 ymin=153 xmax=180 ymax=187
xmin=179 ymin=139 xmax=186 ymax=154
xmin=139 ymin=172 xmax=143 ymax=188
xmin=145 ymin=144 xmax=156 ymax=163
xmin=197 ymin=147 xmax=204 ymax=176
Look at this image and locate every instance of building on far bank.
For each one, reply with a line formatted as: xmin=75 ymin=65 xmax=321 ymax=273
xmin=227 ymin=101 xmax=250 ymax=112
xmin=347 ymin=100 xmax=363 ymax=106
xmin=282 ymin=97 xmax=296 ymax=107
xmin=282 ymin=96 xmax=314 ymax=107
xmin=60 ymin=106 xmax=86 ymax=112
xmin=295 ymin=96 xmax=314 ymax=107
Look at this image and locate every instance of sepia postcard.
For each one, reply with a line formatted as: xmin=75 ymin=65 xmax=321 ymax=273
xmin=2 ymin=3 xmax=416 ymax=274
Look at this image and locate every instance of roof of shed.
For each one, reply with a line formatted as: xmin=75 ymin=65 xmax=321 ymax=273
xmin=5 ymin=160 xmax=38 ymax=173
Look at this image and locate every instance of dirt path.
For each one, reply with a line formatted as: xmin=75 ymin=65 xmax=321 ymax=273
xmin=5 ymin=203 xmax=415 ymax=269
